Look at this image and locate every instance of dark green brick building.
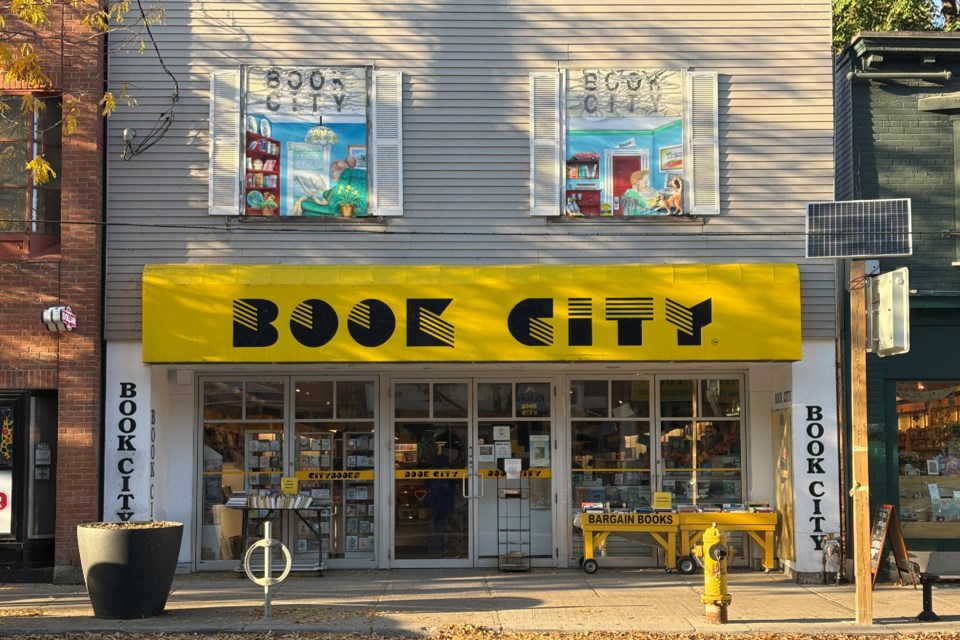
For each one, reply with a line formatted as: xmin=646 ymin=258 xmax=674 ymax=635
xmin=836 ymin=32 xmax=960 ymax=570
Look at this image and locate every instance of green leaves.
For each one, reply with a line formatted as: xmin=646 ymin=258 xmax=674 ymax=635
xmin=833 ymin=0 xmax=940 ymax=50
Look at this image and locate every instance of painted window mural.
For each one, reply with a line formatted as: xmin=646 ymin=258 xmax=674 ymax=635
xmin=243 ymin=67 xmax=369 ymax=218
xmin=564 ymin=70 xmax=684 ymax=217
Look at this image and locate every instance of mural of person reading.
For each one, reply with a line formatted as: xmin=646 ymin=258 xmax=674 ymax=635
xmin=295 ymin=155 xmax=368 ymax=217
xmin=622 ymin=169 xmax=659 ymax=215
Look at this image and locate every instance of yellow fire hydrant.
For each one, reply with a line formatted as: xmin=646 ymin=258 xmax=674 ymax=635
xmin=693 ymin=523 xmax=732 ymax=623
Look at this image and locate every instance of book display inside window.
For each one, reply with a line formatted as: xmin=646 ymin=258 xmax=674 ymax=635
xmin=661 ymin=422 xmax=742 ymax=506
xmin=569 ymin=378 xmax=745 ymax=565
xmin=895 ymin=381 xmax=960 ymax=535
xmin=394 ymin=441 xmax=435 ymax=549
xmin=242 ymin=430 xmax=284 ymax=559
xmin=342 ymin=432 xmax=375 ymax=556
xmin=246 ymin=430 xmax=283 ymax=493
xmin=294 ymin=432 xmax=335 ymax=559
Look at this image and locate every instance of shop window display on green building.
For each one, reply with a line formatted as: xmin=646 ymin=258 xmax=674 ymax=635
xmin=896 ymin=381 xmax=960 ymax=536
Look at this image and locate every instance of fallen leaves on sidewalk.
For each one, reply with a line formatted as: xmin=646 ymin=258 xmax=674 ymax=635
xmin=243 ymin=605 xmax=376 ymax=623
xmin=6 ymin=628 xmax=960 ymax=640
xmin=0 ymin=608 xmax=44 ymax=618
xmin=434 ymin=628 xmax=960 ymax=640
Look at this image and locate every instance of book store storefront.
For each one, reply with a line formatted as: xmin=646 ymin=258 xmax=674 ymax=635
xmin=104 ymin=263 xmax=840 ymax=580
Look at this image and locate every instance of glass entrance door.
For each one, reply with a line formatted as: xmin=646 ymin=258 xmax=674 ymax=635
xmin=391 ymin=379 xmax=555 ymax=568
xmin=393 ymin=382 xmax=471 ymax=565
xmin=475 ymin=381 xmax=554 ymax=566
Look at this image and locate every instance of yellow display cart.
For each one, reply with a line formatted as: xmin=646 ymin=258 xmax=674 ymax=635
xmin=577 ymin=511 xmax=678 ymax=574
xmin=676 ymin=511 xmax=778 ymax=573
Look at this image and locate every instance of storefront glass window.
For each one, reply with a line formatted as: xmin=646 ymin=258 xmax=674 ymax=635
xmin=395 ymin=421 xmax=468 ymax=560
xmin=295 ymin=381 xmax=334 ymax=419
xmin=433 ymin=383 xmax=468 ymax=418
xmin=895 ymin=381 xmax=960 ymax=530
xmin=517 ymin=382 xmax=550 ymax=417
xmin=200 ymin=380 xmax=287 ymax=566
xmin=295 ymin=379 xmax=376 ymax=563
xmin=0 ymin=398 xmax=15 ymax=537
xmin=201 ymin=419 xmax=282 ymax=562
xmin=579 ymin=380 xmax=610 ymax=417
xmin=395 ymin=383 xmax=430 ymax=418
xmin=701 ymin=379 xmax=741 ymax=417
xmin=660 ymin=379 xmax=695 ymax=417
xmin=337 ymin=380 xmax=374 ymax=419
xmin=612 ymin=380 xmax=650 ymax=418
xmin=246 ymin=381 xmax=285 ymax=419
xmin=199 ymin=378 xmax=376 ymax=567
xmin=203 ymin=381 xmax=243 ymax=420
xmin=0 ymin=400 xmax=13 ymax=469
xmin=477 ymin=383 xmax=512 ymax=417
xmin=476 ymin=382 xmax=554 ymax=560
xmin=570 ymin=377 xmax=743 ymax=566
xmin=660 ymin=379 xmax=742 ymax=506
xmin=571 ymin=379 xmax=653 ymax=562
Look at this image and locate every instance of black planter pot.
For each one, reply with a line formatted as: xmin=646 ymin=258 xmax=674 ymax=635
xmin=77 ymin=522 xmax=183 ymax=619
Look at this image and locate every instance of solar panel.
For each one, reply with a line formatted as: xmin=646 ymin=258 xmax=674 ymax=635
xmin=805 ymin=199 xmax=912 ymax=259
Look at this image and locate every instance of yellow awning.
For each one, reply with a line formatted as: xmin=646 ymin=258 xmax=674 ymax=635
xmin=142 ymin=263 xmax=802 ymax=363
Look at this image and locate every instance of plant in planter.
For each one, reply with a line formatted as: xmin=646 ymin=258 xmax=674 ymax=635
xmin=77 ymin=520 xmax=183 ymax=619
xmin=334 ymin=184 xmax=364 ymax=217
xmin=260 ymin=193 xmax=279 ymax=216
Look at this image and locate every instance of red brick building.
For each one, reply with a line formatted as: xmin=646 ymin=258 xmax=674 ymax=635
xmin=0 ymin=3 xmax=104 ymax=582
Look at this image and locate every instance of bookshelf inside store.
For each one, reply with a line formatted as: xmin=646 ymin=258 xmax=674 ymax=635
xmin=242 ymin=429 xmax=284 ymax=559
xmin=341 ymin=432 xmax=375 ymax=556
xmin=294 ymin=431 xmax=335 ymax=559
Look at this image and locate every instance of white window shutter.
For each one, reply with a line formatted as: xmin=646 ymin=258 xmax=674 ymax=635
xmin=372 ymin=70 xmax=403 ymax=216
xmin=530 ymin=72 xmax=561 ymax=216
xmin=685 ymin=70 xmax=719 ymax=215
xmin=209 ymin=69 xmax=241 ymax=216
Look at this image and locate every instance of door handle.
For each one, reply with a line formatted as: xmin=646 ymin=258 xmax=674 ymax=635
xmin=462 ymin=471 xmax=471 ymax=498
xmin=475 ymin=471 xmax=484 ymax=498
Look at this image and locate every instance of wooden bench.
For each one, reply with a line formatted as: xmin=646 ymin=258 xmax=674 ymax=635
xmin=915 ymin=563 xmax=960 ymax=621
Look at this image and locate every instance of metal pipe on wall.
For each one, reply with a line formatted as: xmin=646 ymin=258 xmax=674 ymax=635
xmin=847 ymin=70 xmax=953 ymax=82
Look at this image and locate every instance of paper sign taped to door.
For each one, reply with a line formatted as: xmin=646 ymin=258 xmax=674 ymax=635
xmin=281 ymin=476 xmax=299 ymax=494
xmin=653 ymin=492 xmax=673 ymax=510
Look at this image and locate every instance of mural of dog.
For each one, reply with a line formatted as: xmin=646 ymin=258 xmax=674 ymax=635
xmin=656 ymin=177 xmax=683 ymax=215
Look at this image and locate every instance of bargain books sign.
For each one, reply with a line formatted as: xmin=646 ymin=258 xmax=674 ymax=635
xmin=142 ymin=263 xmax=801 ymax=363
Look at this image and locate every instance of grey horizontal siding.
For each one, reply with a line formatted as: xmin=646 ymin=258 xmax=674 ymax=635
xmin=105 ymin=0 xmax=836 ymax=342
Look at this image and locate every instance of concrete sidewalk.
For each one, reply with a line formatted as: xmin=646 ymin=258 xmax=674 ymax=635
xmin=1 ymin=569 xmax=959 ymax=636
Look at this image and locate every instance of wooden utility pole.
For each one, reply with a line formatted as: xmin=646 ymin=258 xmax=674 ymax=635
xmin=850 ymin=259 xmax=872 ymax=624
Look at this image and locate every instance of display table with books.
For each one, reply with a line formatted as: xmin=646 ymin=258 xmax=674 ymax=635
xmin=676 ymin=511 xmax=778 ymax=572
xmin=230 ymin=499 xmax=331 ymax=575
xmin=575 ymin=510 xmax=678 ymax=574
